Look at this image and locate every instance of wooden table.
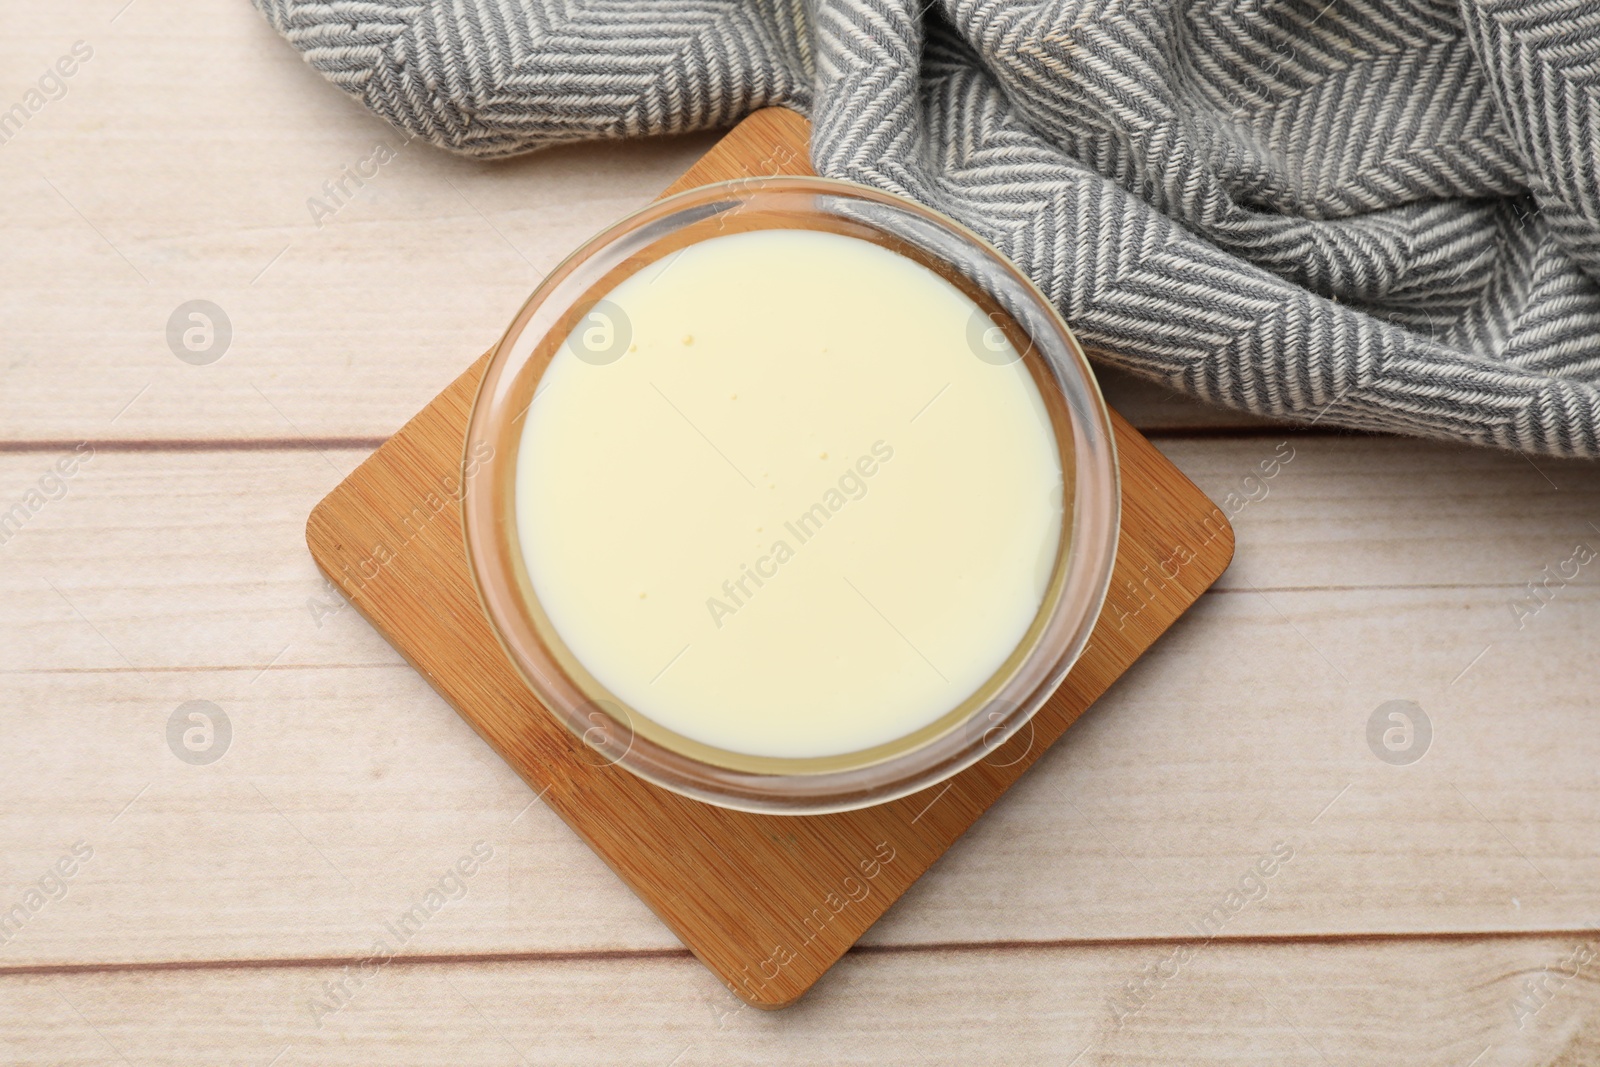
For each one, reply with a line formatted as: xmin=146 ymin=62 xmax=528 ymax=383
xmin=3 ymin=3 xmax=1597 ymax=1064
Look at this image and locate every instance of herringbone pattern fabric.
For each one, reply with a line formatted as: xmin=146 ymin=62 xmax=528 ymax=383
xmin=254 ymin=0 xmax=1600 ymax=456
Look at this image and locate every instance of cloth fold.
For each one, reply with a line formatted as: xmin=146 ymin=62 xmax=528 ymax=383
xmin=254 ymin=0 xmax=1600 ymax=456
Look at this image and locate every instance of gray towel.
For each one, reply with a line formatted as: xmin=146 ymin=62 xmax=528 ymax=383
xmin=254 ymin=0 xmax=1600 ymax=456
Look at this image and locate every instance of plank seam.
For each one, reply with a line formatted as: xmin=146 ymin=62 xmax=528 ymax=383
xmin=6 ymin=927 xmax=1597 ymax=979
xmin=0 ymin=438 xmax=390 ymax=455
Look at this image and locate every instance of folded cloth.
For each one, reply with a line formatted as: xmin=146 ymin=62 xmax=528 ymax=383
xmin=254 ymin=0 xmax=1600 ymax=456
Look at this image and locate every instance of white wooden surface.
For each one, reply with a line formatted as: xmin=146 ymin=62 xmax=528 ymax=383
xmin=3 ymin=3 xmax=1598 ymax=1064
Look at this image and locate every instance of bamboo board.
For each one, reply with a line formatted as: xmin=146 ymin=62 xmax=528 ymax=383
xmin=305 ymin=107 xmax=1235 ymax=1008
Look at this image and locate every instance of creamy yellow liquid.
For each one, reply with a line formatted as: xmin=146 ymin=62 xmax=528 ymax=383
xmin=515 ymin=229 xmax=1063 ymax=760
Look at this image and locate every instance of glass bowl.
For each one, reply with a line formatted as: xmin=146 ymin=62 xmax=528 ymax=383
xmin=462 ymin=176 xmax=1119 ymax=815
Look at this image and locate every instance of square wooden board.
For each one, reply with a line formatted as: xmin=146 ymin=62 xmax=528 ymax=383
xmin=306 ymin=107 xmax=1234 ymax=1008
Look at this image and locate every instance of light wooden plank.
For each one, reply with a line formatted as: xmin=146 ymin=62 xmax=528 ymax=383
xmin=2 ymin=577 xmax=1597 ymax=967
xmin=0 ymin=1 xmax=719 ymax=442
xmin=1 ymin=938 xmax=1591 ymax=1064
xmin=1155 ymin=436 xmax=1600 ymax=591
xmin=0 ymin=3 xmax=1265 ymax=442
xmin=1 ymin=436 xmax=1593 ymax=674
xmin=0 ymin=662 xmax=677 ymax=966
xmin=0 ymin=448 xmax=391 ymax=673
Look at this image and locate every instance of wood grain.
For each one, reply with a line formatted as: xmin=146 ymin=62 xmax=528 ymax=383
xmin=1 ymin=438 xmax=1595 ymax=677
xmin=3 ymin=574 xmax=1600 ymax=970
xmin=304 ymin=108 xmax=1235 ymax=1006
xmin=3 ymin=938 xmax=1593 ymax=1066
